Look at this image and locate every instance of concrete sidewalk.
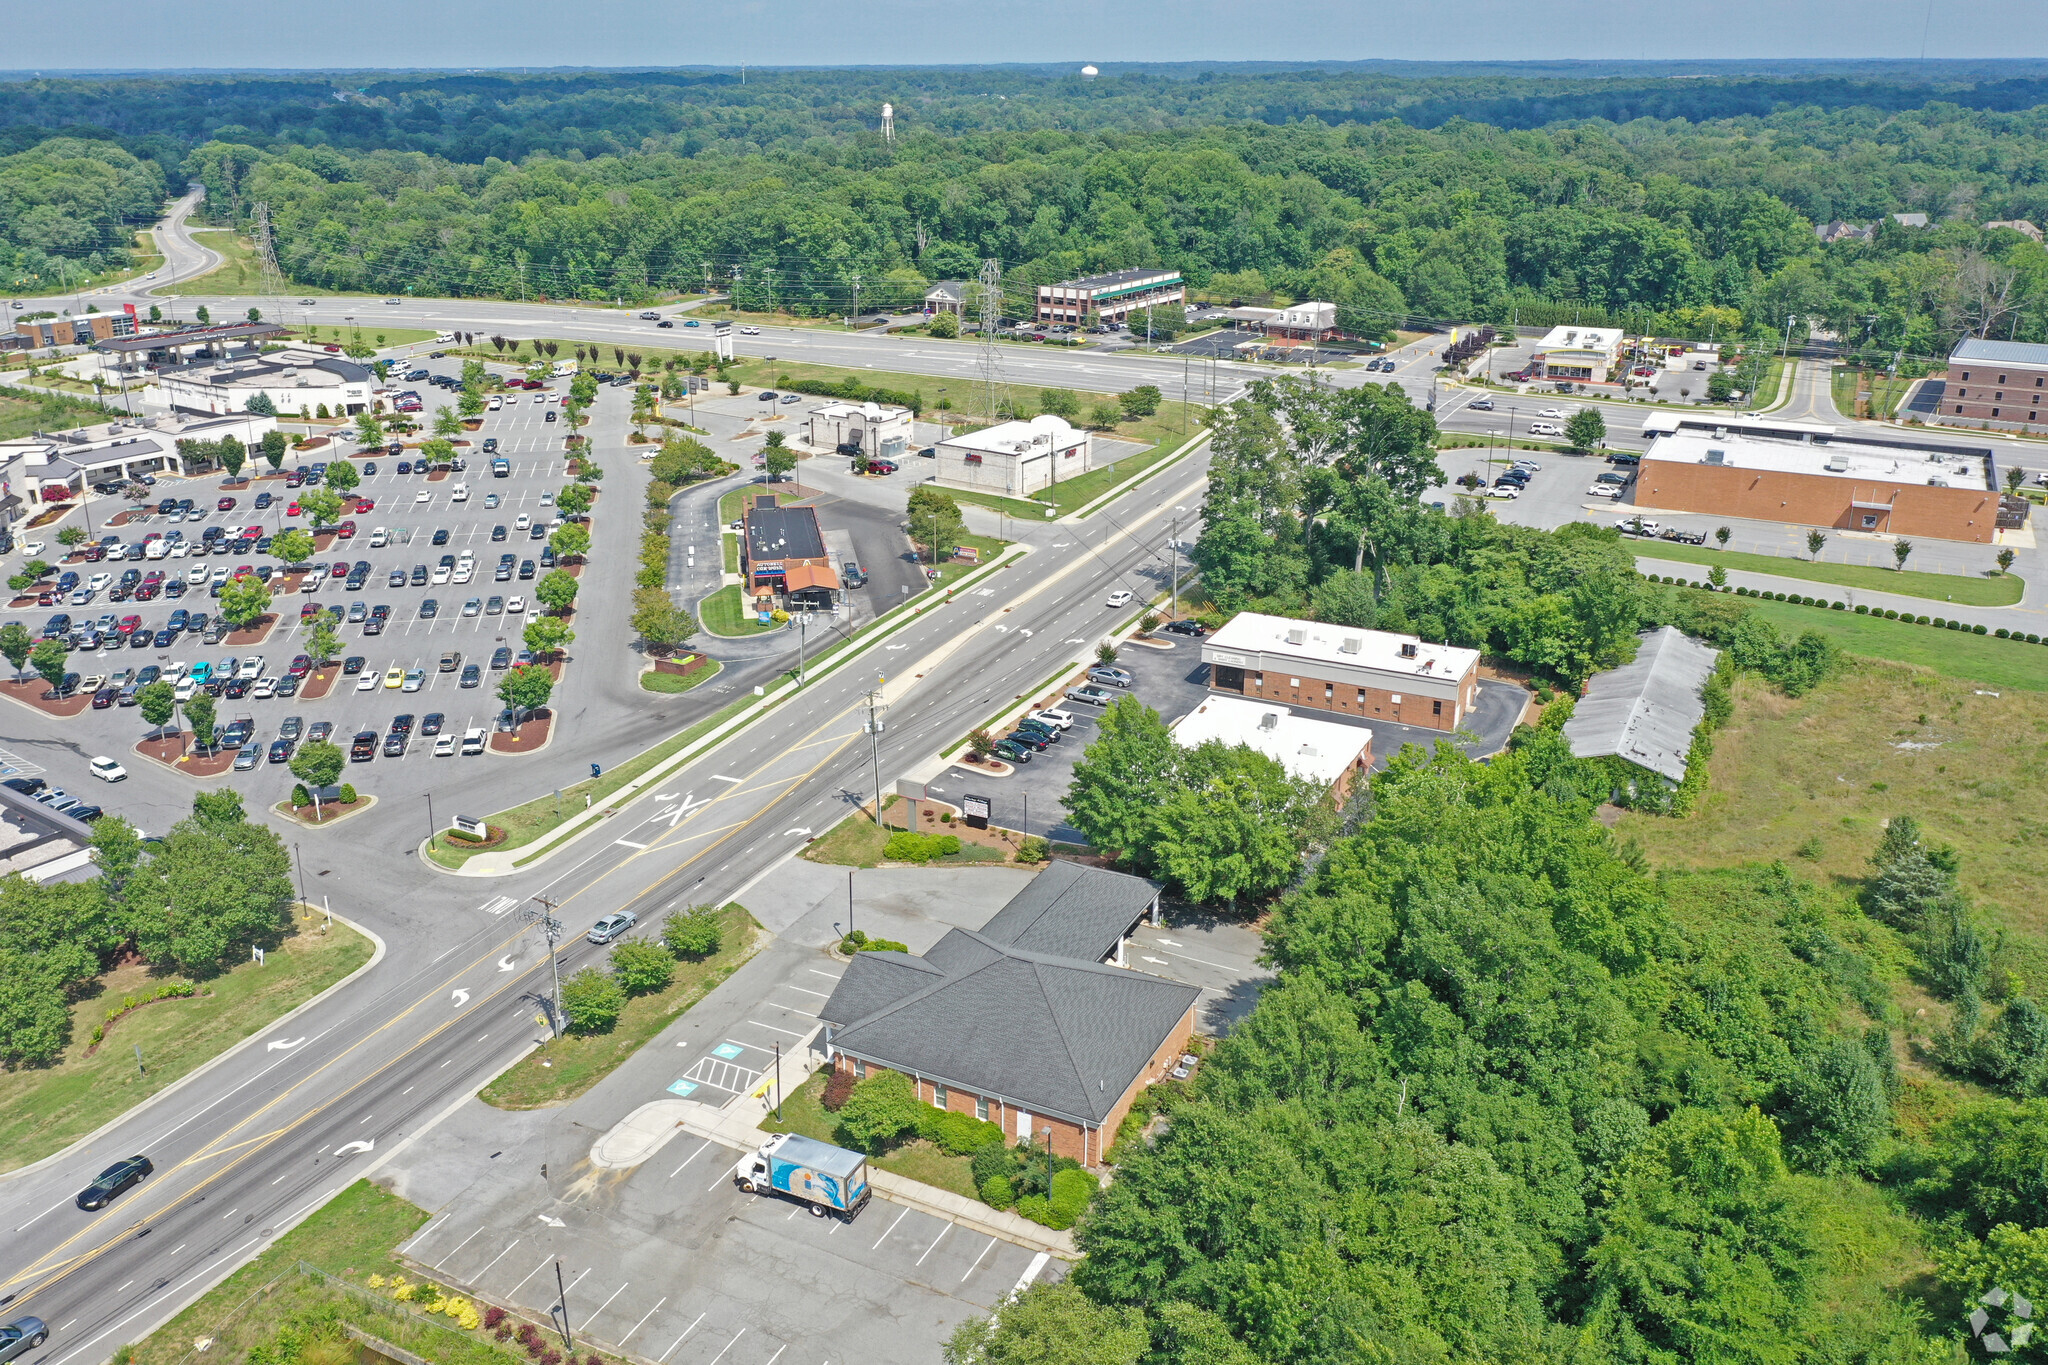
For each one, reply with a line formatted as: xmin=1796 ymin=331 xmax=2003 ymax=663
xmin=1636 ymin=554 xmax=2048 ymax=634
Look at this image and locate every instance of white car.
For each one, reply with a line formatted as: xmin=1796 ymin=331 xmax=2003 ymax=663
xmin=514 ymin=513 xmax=532 ymax=529
xmin=505 ymin=595 xmax=526 ymax=614
xmin=89 ymin=756 xmax=128 ymax=783
xmin=239 ymin=655 xmax=264 ymax=678
xmin=1106 ymin=589 xmax=1134 ymax=608
xmin=1616 ymin=518 xmax=1661 ymax=536
xmin=250 ymin=676 xmax=278 ymax=699
xmin=502 ymin=395 xmax=518 ymax=405
xmin=356 ymin=673 xmax=378 ymax=691
xmin=740 ymin=325 xmax=761 ymax=336
xmin=1527 ymin=422 xmax=1562 ymax=437
xmin=19 ymin=540 xmax=45 ymax=558
xmin=539 ymin=491 xmax=554 ymax=506
xmin=174 ymin=677 xmax=199 ymax=701
xmin=1587 ymin=483 xmax=1624 ymax=499
xmin=1029 ymin=707 xmax=1076 ymax=730
xmin=402 ymin=668 xmax=425 ymax=692
xmin=414 ymin=490 xmax=431 ymax=504
xmin=370 ymin=527 xmax=389 ymax=547
xmin=487 ymin=396 xmax=503 ymax=411
xmin=86 ymin=572 xmax=111 ymax=592
xmin=1511 ymin=459 xmax=1542 ymax=472
xmin=1491 ymin=485 xmax=1521 ymax=499
xmin=431 ymin=567 xmax=451 ymax=585
xmin=453 ymin=564 xmax=474 ymax=584
xmin=433 ymin=733 xmax=457 ymax=757
xmin=187 ymin=565 xmax=211 ymax=584
xmin=1536 ymin=407 xmax=1567 ymax=419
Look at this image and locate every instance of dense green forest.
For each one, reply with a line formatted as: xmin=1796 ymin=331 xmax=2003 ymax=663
xmin=12 ymin=64 xmax=2048 ymax=357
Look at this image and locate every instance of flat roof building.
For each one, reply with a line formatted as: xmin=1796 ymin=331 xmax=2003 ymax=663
xmin=1530 ymin=325 xmax=1625 ymax=385
xmin=146 ymin=346 xmax=373 ymax=417
xmin=0 ymin=411 xmax=276 ymax=526
xmin=807 ymin=401 xmax=913 ymax=461
xmin=1636 ymin=429 xmax=2005 ymax=543
xmin=1035 ymin=268 xmax=1184 ymax=326
xmin=1938 ymin=337 xmax=2048 ymax=432
xmin=1563 ymin=627 xmax=1721 ymax=786
xmin=10 ymin=308 xmax=139 ymax=351
xmin=1169 ymin=695 xmax=1373 ymax=799
xmin=1201 ymin=613 xmax=1480 ymax=732
xmin=935 ymin=414 xmax=1091 ymax=497
xmin=741 ymin=493 xmax=837 ymax=608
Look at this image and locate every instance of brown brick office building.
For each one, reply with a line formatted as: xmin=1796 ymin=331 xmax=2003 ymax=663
xmin=1941 ymin=338 xmax=2048 ymax=429
xmin=1199 ymin=613 xmax=1480 ymax=732
xmin=1636 ymin=432 xmax=2003 ymax=544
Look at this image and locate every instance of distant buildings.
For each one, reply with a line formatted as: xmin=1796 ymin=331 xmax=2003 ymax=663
xmin=8 ymin=308 xmax=139 ymax=350
xmin=923 ymin=281 xmax=971 ymax=316
xmin=934 ymin=414 xmax=1091 ymax=497
xmin=1985 ymin=219 xmax=2044 ymax=241
xmin=0 ymin=411 xmax=276 ymax=532
xmin=146 ymin=345 xmax=372 ymax=417
xmin=1199 ymin=613 xmax=1480 ymax=733
xmin=1034 ymin=268 xmax=1183 ymax=326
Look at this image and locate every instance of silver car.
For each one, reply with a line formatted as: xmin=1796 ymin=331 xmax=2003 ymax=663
xmin=0 ymin=1317 xmax=49 ymax=1363
xmin=586 ymin=910 xmax=638 ymax=945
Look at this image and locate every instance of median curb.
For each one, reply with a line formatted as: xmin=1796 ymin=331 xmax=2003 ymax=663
xmin=0 ymin=905 xmax=386 ymax=1186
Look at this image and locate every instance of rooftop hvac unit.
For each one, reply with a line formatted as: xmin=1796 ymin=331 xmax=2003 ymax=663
xmin=1705 ymin=448 xmax=1726 ymax=465
xmin=1258 ymin=711 xmax=1281 ymax=731
xmin=1399 ymin=641 xmax=1418 ymax=659
xmin=1340 ymin=636 xmax=1362 ymax=654
xmin=1286 ymin=627 xmax=1307 ymax=645
xmin=1823 ymin=456 xmax=1850 ymax=472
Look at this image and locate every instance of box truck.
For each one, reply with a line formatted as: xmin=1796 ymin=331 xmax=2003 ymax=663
xmin=732 ymin=1133 xmax=871 ymax=1221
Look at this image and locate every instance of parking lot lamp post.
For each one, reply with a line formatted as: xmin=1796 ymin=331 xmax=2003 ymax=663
xmin=847 ymin=868 xmax=854 ymax=942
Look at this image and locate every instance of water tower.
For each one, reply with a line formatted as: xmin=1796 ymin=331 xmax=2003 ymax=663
xmin=881 ymin=102 xmax=895 ymax=143
xmin=1080 ymin=65 xmax=1099 ymax=78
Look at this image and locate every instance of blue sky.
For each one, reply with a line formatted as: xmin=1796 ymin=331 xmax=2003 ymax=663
xmin=6 ymin=0 xmax=2044 ymax=71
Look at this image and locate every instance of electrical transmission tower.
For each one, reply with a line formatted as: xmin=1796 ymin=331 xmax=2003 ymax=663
xmin=251 ymin=202 xmax=289 ymax=327
xmin=976 ymin=257 xmax=1007 ymax=420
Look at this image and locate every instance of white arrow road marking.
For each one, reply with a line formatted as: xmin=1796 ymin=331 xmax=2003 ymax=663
xmin=1156 ymin=938 xmax=1182 ymax=946
xmin=1141 ymin=956 xmax=1169 ymax=965
xmin=498 ymin=955 xmax=517 ymax=972
xmin=451 ymin=989 xmax=471 ymax=1007
xmin=537 ymin=1214 xmax=565 ymax=1228
xmin=885 ymin=643 xmax=908 ymax=650
xmin=334 ymin=1140 xmax=374 ymax=1157
xmin=1019 ymin=628 xmax=1033 ymax=637
xmin=266 ymin=1037 xmax=305 ymax=1052
xmin=785 ymin=827 xmax=813 ymax=837
xmin=993 ymin=625 xmax=1008 ymax=633
xmin=1065 ymin=638 xmax=1085 ymax=644
xmin=646 ymin=793 xmax=708 ymax=829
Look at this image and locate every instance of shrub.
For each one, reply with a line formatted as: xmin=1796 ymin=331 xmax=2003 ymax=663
xmin=971 ymin=1140 xmax=1018 ymax=1188
xmin=1857 ymin=604 xmax=1870 ymax=614
xmin=821 ymin=1066 xmax=858 ymax=1111
xmin=338 ymin=783 xmax=357 ymax=803
xmin=484 ymin=1308 xmax=507 ymax=1331
xmin=560 ymin=966 xmax=625 ymax=1033
xmin=918 ymin=1107 xmax=1007 ymax=1155
xmin=1973 ymin=623 xmax=1987 ymax=634
xmin=661 ymin=905 xmax=723 ymax=959
xmin=1996 ymin=627 xmax=2010 ymax=638
xmin=1831 ymin=601 xmax=1846 ymax=610
xmin=1933 ymin=618 xmax=1947 ymax=629
xmin=980 ymin=1174 xmax=1016 ymax=1209
xmin=1014 ymin=1194 xmax=1051 ymax=1225
xmin=610 ymin=939 xmax=675 ymax=995
xmin=1016 ymin=835 xmax=1049 ymax=864
xmin=835 ymin=1070 xmax=923 ymax=1152
xmin=291 ymin=783 xmax=311 ymax=808
xmin=1044 ymin=1167 xmax=1096 ymax=1229
xmin=883 ymin=830 xmax=962 ymax=864
xmin=1884 ymin=609 xmax=1898 ymax=619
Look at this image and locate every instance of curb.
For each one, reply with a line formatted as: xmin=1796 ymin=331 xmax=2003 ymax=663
xmin=0 ymin=906 xmax=387 ymax=1186
xmin=273 ymin=793 xmax=380 ymax=829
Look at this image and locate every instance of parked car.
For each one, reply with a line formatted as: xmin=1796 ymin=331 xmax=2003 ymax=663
xmin=1028 ymin=707 xmax=1076 ymax=730
xmin=990 ymin=738 xmax=1034 ymax=764
xmin=1065 ymin=684 xmax=1117 ymax=707
xmin=1085 ymin=664 xmax=1134 ymax=689
xmin=1162 ymin=619 xmax=1207 ymax=637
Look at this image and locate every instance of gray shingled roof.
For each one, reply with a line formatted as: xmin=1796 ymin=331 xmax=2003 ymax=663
xmin=820 ymin=926 xmax=1198 ymax=1126
xmin=1562 ymin=627 xmax=1720 ymax=783
xmin=1951 ymin=337 xmax=2048 ymax=367
xmin=975 ymin=860 xmax=1156 ymax=962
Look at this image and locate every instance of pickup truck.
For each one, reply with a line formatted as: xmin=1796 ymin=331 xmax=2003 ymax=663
xmin=732 ymin=1133 xmax=871 ymax=1221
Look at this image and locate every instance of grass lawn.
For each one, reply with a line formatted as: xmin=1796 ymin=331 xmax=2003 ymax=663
xmin=479 ymin=903 xmax=760 ymax=1109
xmin=0 ymin=909 xmax=372 ymax=1174
xmin=1617 ymin=664 xmax=2048 ymax=1003
xmin=718 ymin=484 xmax=801 ymax=525
xmin=126 ymin=1180 xmax=524 ymax=1365
xmin=1741 ymin=598 xmax=2048 ymax=691
xmin=0 ymin=387 xmax=119 ymax=441
xmin=941 ymin=486 xmax=1055 ymax=521
xmin=298 ymin=322 xmax=444 ymax=349
xmin=639 ymin=657 xmax=722 ymax=693
xmin=801 ymin=798 xmax=907 ymax=867
xmin=722 ymin=532 xmax=739 ymax=573
xmin=426 ymin=692 xmax=764 ymax=869
xmin=700 ymin=582 xmax=781 ymax=636
xmin=1638 ymin=544 xmax=2024 ymax=605
xmin=760 ymin=1071 xmax=981 ymax=1201
xmin=159 ymin=230 xmax=263 ymax=295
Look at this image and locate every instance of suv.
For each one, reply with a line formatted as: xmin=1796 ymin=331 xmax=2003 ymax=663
xmin=841 ymin=560 xmax=867 ymax=588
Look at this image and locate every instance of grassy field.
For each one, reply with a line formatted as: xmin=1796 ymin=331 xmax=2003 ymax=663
xmin=639 ymin=657 xmax=722 ymax=693
xmin=0 ymin=387 xmax=119 ymax=441
xmin=1833 ymin=365 xmax=1917 ymax=420
xmin=760 ymin=1070 xmax=980 ymax=1200
xmin=298 ymin=322 xmax=443 ymax=349
xmin=723 ymin=532 xmax=739 ymax=573
xmin=1740 ymin=598 xmax=2048 ymax=691
xmin=699 ymin=582 xmax=781 ymax=636
xmin=0 ymin=910 xmax=372 ymax=1173
xmin=426 ymin=692 xmax=763 ymax=869
xmin=801 ymin=799 xmax=908 ymax=867
xmin=718 ymin=484 xmax=801 ymax=525
xmin=479 ymin=903 xmax=759 ymax=1108
xmin=125 ymin=1180 xmax=524 ymax=1365
xmin=1638 ymin=544 xmax=2024 ymax=606
xmin=159 ymin=229 xmax=264 ymax=295
xmin=1617 ymin=663 xmax=2048 ymax=1000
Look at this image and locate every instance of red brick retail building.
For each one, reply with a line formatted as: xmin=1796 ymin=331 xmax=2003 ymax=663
xmin=1199 ymin=613 xmax=1480 ymax=732
xmin=1942 ymin=337 xmax=2048 ymax=428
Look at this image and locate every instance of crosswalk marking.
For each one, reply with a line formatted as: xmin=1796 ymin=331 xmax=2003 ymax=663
xmin=479 ymin=895 xmax=516 ymax=916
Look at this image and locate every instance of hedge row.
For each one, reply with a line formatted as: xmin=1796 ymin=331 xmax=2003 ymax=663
xmin=1641 ymin=573 xmax=2042 ymax=644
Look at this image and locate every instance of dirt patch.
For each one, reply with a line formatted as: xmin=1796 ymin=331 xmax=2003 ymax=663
xmin=134 ymin=732 xmax=236 ymax=777
xmin=489 ymin=711 xmax=552 ymax=754
xmin=428 ymin=468 xmax=450 ymax=482
xmin=293 ymin=437 xmax=331 ymax=451
xmin=224 ymin=615 xmax=277 ymax=648
xmin=105 ymin=509 xmax=142 ymax=527
xmin=299 ymin=667 xmax=339 ymax=700
xmin=26 ymin=505 xmax=74 ymax=529
xmin=0 ymin=679 xmax=95 ymax=717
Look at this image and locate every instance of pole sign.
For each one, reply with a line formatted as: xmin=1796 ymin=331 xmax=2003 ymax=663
xmin=961 ymin=794 xmax=991 ymax=830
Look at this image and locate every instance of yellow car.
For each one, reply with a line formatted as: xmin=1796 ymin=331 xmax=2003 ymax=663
xmin=383 ymin=664 xmax=406 ymax=689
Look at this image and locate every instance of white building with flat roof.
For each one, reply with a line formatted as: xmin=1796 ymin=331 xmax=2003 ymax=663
xmin=807 ymin=401 xmax=913 ymax=460
xmin=1200 ymin=613 xmax=1480 ymax=732
xmin=0 ymin=411 xmax=276 ymax=528
xmin=146 ymin=346 xmax=373 ymax=417
xmin=1169 ymin=695 xmax=1373 ymax=797
xmin=1533 ymin=325 xmax=1625 ymax=384
xmin=934 ymin=414 xmax=1091 ymax=497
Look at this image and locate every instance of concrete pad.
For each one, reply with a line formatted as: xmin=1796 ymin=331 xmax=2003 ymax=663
xmin=590 ymin=1100 xmax=700 ymax=1169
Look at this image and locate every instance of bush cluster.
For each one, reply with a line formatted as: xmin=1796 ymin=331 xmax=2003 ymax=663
xmin=971 ymin=1140 xmax=1095 ymax=1228
xmin=881 ymin=830 xmax=961 ymax=864
xmin=838 ymin=928 xmax=910 ymax=955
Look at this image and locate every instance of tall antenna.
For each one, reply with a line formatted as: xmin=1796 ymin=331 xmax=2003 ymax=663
xmin=251 ymin=202 xmax=288 ymax=328
xmin=881 ymin=102 xmax=895 ymax=144
xmin=977 ymin=257 xmax=1007 ymax=420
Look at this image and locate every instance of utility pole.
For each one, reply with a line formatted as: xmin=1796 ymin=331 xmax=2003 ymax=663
xmin=521 ymin=896 xmax=567 ymax=1034
xmin=794 ymin=610 xmax=809 ymax=687
xmin=861 ymin=683 xmax=887 ymax=825
xmin=1168 ymin=515 xmax=1182 ymax=620
xmin=847 ymin=272 xmax=862 ymax=329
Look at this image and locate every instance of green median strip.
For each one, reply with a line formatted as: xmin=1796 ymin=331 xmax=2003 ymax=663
xmin=1641 ymin=544 xmax=2022 ymax=606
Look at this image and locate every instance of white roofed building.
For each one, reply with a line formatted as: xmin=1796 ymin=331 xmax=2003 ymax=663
xmin=1201 ymin=613 xmax=1480 ymax=733
xmin=146 ymin=346 xmax=373 ymax=418
xmin=1531 ymin=325 xmax=1625 ymax=384
xmin=1169 ymin=695 xmax=1373 ymax=799
xmin=1563 ymin=627 xmax=1720 ymax=787
xmin=807 ymin=400 xmax=914 ymax=461
xmin=934 ymin=414 xmax=1091 ymax=497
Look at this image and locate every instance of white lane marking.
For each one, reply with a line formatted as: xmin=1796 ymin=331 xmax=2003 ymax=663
xmin=657 ymin=1314 xmax=706 ymax=1362
xmin=1014 ymin=1251 xmax=1051 ymax=1292
xmin=758 ymin=1348 xmax=786 ymax=1365
xmin=870 ymin=1206 xmax=910 ymax=1250
xmin=748 ymin=1019 xmax=807 ymax=1037
xmin=562 ymin=1266 xmax=592 ymax=1296
xmin=703 ymin=1328 xmax=747 ymax=1365
xmin=220 ymin=1207 xmax=238 ymax=1220
xmin=271 ymin=1172 xmax=290 ymax=1185
xmin=266 ymin=1037 xmax=306 ymax=1051
xmin=472 ymin=1238 xmax=522 ymax=1279
xmin=1145 ymin=943 xmax=1243 ymax=971
xmin=14 ymin=1195 xmax=71 ymax=1232
xmin=505 ymin=1251 xmax=555 ymax=1297
xmin=616 ymin=1296 xmax=667 ymax=1348
xmin=437 ymin=1226 xmax=484 ymax=1264
xmin=782 ymin=985 xmax=829 ymax=997
xmin=614 ymin=839 xmax=649 ymax=849
xmin=914 ymin=1223 xmax=953 ymax=1266
xmin=670 ymin=1140 xmax=712 ymax=1177
xmin=450 ymin=988 xmax=471 ymax=1007
xmin=808 ymin=969 xmax=842 ymax=980
xmin=577 ymin=1281 xmax=629 ymax=1331
xmin=710 ymin=774 xmax=742 ymax=783
xmin=1156 ymin=937 xmax=1182 ymax=946
xmin=960 ymin=1235 xmax=998 ymax=1281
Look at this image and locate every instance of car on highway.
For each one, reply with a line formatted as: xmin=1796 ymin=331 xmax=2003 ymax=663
xmin=587 ymin=910 xmax=638 ymax=945
xmin=75 ymin=1154 xmax=152 ymax=1209
xmin=0 ymin=1315 xmax=50 ymax=1362
xmin=1105 ymin=589 xmax=1134 ymax=608
xmin=1526 ymin=422 xmax=1562 ymax=437
xmin=1536 ymin=407 xmax=1567 ymax=419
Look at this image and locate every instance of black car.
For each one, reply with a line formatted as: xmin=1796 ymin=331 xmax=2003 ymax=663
xmin=343 ymin=655 xmax=367 ymax=674
xmin=419 ymin=598 xmax=439 ymax=619
xmin=268 ymin=737 xmax=296 ymax=764
xmin=421 ymin=712 xmax=445 ymax=736
xmin=990 ymin=739 xmax=1034 ymax=764
xmin=1013 ymin=718 xmax=1062 ymax=743
xmin=432 ymin=528 xmax=451 ymax=546
xmin=279 ymin=715 xmax=304 ymax=740
xmin=75 ymin=1155 xmax=152 ymax=1210
xmin=491 ymin=524 xmax=507 ymax=541
xmin=490 ymin=646 xmax=513 ymax=670
xmin=2 ymin=776 xmax=47 ymax=796
xmin=1163 ymin=619 xmax=1208 ymax=637
xmin=518 ymin=559 xmax=536 ymax=580
xmin=350 ymin=730 xmax=378 ymax=762
xmin=1004 ymin=728 xmax=1052 ymax=751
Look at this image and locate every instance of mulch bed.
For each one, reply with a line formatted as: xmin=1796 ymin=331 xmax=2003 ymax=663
xmin=437 ymin=823 xmax=508 ymax=852
xmin=277 ymin=796 xmax=371 ymax=825
xmin=428 ymin=468 xmax=450 ymax=482
xmin=0 ymin=679 xmax=95 ymax=717
xmin=956 ymin=753 xmax=1016 ymax=777
xmin=134 ymin=733 xmax=237 ymax=777
xmin=27 ymin=506 xmax=74 ymax=529
xmin=106 ymin=509 xmax=141 ymax=527
xmin=225 ymin=615 xmax=277 ymax=647
xmin=650 ymin=653 xmax=713 ymax=677
xmin=299 ymin=667 xmax=339 ymax=700
xmin=489 ymin=711 xmax=552 ymax=754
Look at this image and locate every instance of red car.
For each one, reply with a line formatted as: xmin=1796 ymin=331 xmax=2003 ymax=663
xmin=287 ymin=654 xmax=313 ymax=677
xmin=133 ymin=581 xmax=160 ymax=601
xmin=286 ymin=501 xmax=302 ymax=517
xmin=329 ymin=562 xmax=350 ymax=578
xmin=116 ymin=615 xmax=142 ymax=635
xmin=323 ymin=344 xmax=342 ymax=353
xmin=353 ymin=498 xmax=375 ymax=513
xmin=336 ymin=520 xmax=356 ymax=538
xmin=299 ymin=601 xmax=323 ymax=620
xmin=217 ymin=496 xmax=237 ymax=511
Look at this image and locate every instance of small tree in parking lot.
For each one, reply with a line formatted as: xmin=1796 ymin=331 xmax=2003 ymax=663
xmin=0 ymin=623 xmax=34 ymax=679
xmin=137 ymin=680 xmax=178 ymax=734
xmin=289 ymin=740 xmax=346 ymax=819
xmin=498 ymin=663 xmax=554 ymax=720
xmin=325 ymin=459 xmax=361 ymax=495
xmin=296 ymin=487 xmax=344 ymax=528
xmin=1565 ymin=407 xmax=1606 ymax=452
xmin=261 ymin=430 xmax=288 ymax=471
xmin=433 ymin=406 xmax=463 ymax=439
xmin=183 ymin=690 xmax=216 ymax=752
xmin=549 ymin=524 xmax=590 ymax=564
xmin=353 ymin=413 xmax=384 ymax=450
xmin=523 ymin=615 xmax=574 ymax=662
xmin=219 ymin=574 xmax=272 ymax=631
xmin=30 ymin=639 xmax=69 ymax=692
xmin=305 ymin=618 xmax=341 ymax=665
xmin=536 ymin=569 xmax=579 ymax=614
xmin=270 ymin=528 xmax=315 ymax=565
xmin=555 ymin=484 xmax=593 ymax=519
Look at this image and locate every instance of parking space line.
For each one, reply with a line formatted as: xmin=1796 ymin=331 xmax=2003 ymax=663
xmin=869 ymin=1206 xmax=909 ymax=1250
xmin=577 ymin=1281 xmax=629 ymax=1331
xmin=913 ymin=1223 xmax=952 ymax=1266
xmin=616 ymin=1297 xmax=666 ymax=1348
xmin=781 ymin=985 xmax=829 ymax=997
xmin=669 ymin=1140 xmax=712 ymax=1177
xmin=703 ymin=1328 xmax=746 ymax=1365
xmin=656 ymin=1314 xmax=706 ymax=1362
xmin=504 ymin=1251 xmax=556 ymax=1297
xmin=1013 ymin=1251 xmax=1051 ymax=1292
xmin=435 ymin=1226 xmax=484 ymax=1266
xmin=959 ymin=1235 xmax=997 ymax=1282
xmin=747 ymin=1020 xmax=807 ymax=1037
xmin=471 ymin=1237 xmax=521 ymax=1279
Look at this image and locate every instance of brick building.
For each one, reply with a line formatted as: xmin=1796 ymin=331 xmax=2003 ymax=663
xmin=818 ymin=863 xmax=1194 ymax=1168
xmin=1636 ymin=430 xmax=2003 ymax=544
xmin=11 ymin=307 xmax=139 ymax=350
xmin=1035 ymin=268 xmax=1184 ymax=326
xmin=1940 ymin=338 xmax=2048 ymax=429
xmin=1200 ymin=613 xmax=1480 ymax=732
xmin=741 ymin=494 xmax=838 ymax=608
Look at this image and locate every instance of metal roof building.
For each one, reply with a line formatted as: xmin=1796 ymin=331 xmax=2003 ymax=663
xmin=1562 ymin=627 xmax=1721 ymax=784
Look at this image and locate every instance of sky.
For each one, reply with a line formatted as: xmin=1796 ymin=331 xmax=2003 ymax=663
xmin=5 ymin=0 xmax=2045 ymax=71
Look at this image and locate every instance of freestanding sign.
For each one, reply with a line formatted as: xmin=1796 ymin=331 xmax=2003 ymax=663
xmin=714 ymin=321 xmax=735 ymax=363
xmin=961 ymin=794 xmax=991 ymax=830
